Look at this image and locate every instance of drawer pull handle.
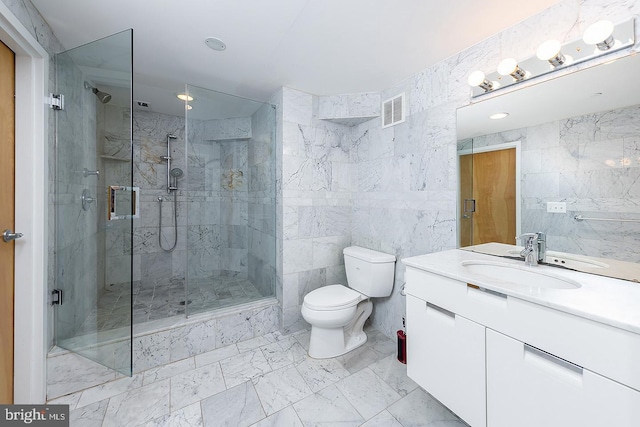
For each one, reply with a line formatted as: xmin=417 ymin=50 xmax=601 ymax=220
xmin=524 ymin=344 xmax=583 ymax=375
xmin=467 ymin=283 xmax=507 ymax=299
xmin=426 ymin=302 xmax=455 ymax=319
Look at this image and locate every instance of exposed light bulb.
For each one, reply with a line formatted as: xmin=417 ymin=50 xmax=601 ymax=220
xmin=467 ymin=70 xmax=493 ymax=92
xmin=536 ymin=40 xmax=566 ymax=67
xmin=497 ymin=58 xmax=527 ymax=81
xmin=186 ymin=104 xmax=193 ymax=110
xmin=583 ymin=20 xmax=615 ymax=50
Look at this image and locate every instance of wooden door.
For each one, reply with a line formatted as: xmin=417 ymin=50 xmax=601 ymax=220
xmin=0 ymin=40 xmax=15 ymax=404
xmin=460 ymin=148 xmax=516 ymax=246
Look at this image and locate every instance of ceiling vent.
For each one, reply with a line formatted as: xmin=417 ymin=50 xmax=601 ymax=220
xmin=381 ymin=93 xmax=405 ymax=128
xmin=135 ymin=100 xmax=150 ymax=109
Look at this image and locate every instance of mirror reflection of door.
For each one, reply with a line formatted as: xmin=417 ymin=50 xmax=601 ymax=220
xmin=0 ymin=40 xmax=15 ymax=404
xmin=459 ymin=146 xmax=516 ymax=246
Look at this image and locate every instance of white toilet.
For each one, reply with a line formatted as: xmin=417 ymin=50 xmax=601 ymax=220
xmin=301 ymin=246 xmax=396 ymax=359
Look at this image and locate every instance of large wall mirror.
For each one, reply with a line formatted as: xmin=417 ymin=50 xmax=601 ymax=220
xmin=456 ymin=53 xmax=640 ymax=275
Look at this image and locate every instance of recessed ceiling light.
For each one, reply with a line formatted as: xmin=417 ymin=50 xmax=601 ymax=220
xmin=205 ymin=37 xmax=226 ymax=51
xmin=177 ymin=93 xmax=193 ymax=101
xmin=490 ymin=112 xmax=509 ymax=120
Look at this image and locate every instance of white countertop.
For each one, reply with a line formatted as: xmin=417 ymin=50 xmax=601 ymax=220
xmin=402 ymin=248 xmax=640 ymax=335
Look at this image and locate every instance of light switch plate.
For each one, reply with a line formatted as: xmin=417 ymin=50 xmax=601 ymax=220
xmin=547 ymin=202 xmax=566 ymax=213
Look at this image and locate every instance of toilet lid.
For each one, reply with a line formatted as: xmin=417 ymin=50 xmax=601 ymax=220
xmin=304 ymin=285 xmax=363 ymax=311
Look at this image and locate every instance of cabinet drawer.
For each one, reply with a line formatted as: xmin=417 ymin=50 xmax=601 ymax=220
xmin=407 ymin=295 xmax=486 ymax=427
xmin=487 ymin=329 xmax=640 ymax=427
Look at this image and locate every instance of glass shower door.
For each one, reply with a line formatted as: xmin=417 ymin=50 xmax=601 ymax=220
xmin=54 ymin=30 xmax=133 ymax=375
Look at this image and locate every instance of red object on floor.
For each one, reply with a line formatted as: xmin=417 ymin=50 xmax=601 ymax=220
xmin=397 ymin=330 xmax=407 ymax=364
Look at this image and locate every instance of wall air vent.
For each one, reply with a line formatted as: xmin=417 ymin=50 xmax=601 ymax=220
xmin=381 ymin=93 xmax=405 ymax=128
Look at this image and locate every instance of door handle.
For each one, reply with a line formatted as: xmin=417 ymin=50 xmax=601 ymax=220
xmin=3 ymin=229 xmax=23 ymax=242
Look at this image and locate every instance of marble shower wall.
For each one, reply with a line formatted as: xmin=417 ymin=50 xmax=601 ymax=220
xmin=462 ymin=103 xmax=640 ymax=262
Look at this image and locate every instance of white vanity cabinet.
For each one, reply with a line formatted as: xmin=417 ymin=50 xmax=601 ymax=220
xmin=406 ymin=295 xmax=486 ymax=427
xmin=486 ymin=329 xmax=640 ymax=427
xmin=404 ymin=260 xmax=640 ymax=427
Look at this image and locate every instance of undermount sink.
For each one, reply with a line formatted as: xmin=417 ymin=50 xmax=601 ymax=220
xmin=460 ymin=260 xmax=582 ymax=290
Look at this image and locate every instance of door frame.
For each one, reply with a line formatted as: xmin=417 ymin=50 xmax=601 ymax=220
xmin=457 ymin=140 xmax=521 ymax=247
xmin=0 ymin=3 xmax=48 ymax=403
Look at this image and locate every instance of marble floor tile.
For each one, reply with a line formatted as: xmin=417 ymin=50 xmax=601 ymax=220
xmin=369 ymin=355 xmax=419 ymax=397
xmin=76 ymin=373 xmax=144 ymax=408
xmin=260 ymin=336 xmax=307 ymax=370
xmin=201 ymin=382 xmax=265 ymax=427
xmin=195 ymin=344 xmax=239 ymax=367
xmin=335 ymin=367 xmax=402 ymax=420
xmin=252 ymin=365 xmax=313 ymax=415
xmin=249 ymin=406 xmax=303 ymax=427
xmin=143 ymin=357 xmax=196 ymax=385
xmin=293 ymin=384 xmax=364 ymax=427
xmin=47 ymin=352 xmax=116 ymax=400
xmin=220 ymin=348 xmax=272 ymax=388
xmin=337 ymin=345 xmax=383 ymax=374
xmin=237 ymin=334 xmax=277 ymax=353
xmin=170 ymin=362 xmax=226 ymax=411
xmin=360 ymin=410 xmax=404 ymax=427
xmin=295 ymin=357 xmax=350 ymax=392
xmin=48 ymin=327 xmax=457 ymax=427
xmin=387 ymin=388 xmax=468 ymax=427
xmin=102 ymin=379 xmax=170 ymax=427
xmin=69 ymin=399 xmax=109 ymax=427
xmin=364 ymin=328 xmax=397 ymax=357
xmin=293 ymin=330 xmax=311 ymax=351
xmin=143 ymin=401 xmax=203 ymax=427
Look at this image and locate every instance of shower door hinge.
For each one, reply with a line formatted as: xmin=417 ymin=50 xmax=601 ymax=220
xmin=48 ymin=93 xmax=65 ymax=110
xmin=52 ymin=289 xmax=63 ymax=305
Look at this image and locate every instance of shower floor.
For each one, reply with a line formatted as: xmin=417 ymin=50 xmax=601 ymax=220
xmin=80 ymin=276 xmax=265 ymax=333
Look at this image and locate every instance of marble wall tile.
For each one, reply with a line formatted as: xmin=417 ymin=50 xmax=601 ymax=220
xmin=69 ymin=399 xmax=109 ymax=427
xmin=170 ymin=319 xmax=217 ymax=360
xmin=133 ymin=330 xmax=172 ymax=372
xmin=214 ymin=310 xmax=254 ymax=347
xmin=47 ymin=352 xmax=116 ymax=400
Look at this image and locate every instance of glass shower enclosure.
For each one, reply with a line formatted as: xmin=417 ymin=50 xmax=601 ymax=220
xmin=54 ymin=30 xmax=133 ymax=375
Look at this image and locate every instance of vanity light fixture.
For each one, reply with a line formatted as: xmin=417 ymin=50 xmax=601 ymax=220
xmin=583 ymin=20 xmax=615 ymax=51
xmin=467 ymin=70 xmax=494 ymax=92
xmin=187 ymin=104 xmax=193 ymax=110
xmin=468 ymin=17 xmax=634 ymax=98
xmin=497 ymin=58 xmax=527 ymax=81
xmin=177 ymin=93 xmax=194 ymax=101
xmin=489 ymin=112 xmax=509 ymax=120
xmin=536 ymin=40 xmax=566 ymax=67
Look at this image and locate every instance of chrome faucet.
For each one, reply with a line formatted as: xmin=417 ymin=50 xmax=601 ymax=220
xmin=516 ymin=232 xmax=546 ymax=267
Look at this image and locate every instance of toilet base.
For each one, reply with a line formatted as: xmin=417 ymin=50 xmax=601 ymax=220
xmin=308 ymin=300 xmax=373 ymax=359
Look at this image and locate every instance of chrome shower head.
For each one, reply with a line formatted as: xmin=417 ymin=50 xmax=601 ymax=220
xmin=83 ymin=81 xmax=112 ymax=104
xmin=170 ymin=168 xmax=184 ymax=178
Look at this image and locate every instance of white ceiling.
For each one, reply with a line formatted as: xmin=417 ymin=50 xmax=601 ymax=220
xmin=31 ymin=0 xmax=561 ymax=116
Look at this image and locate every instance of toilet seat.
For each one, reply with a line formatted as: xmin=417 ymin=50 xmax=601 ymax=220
xmin=303 ymin=285 xmax=363 ymax=311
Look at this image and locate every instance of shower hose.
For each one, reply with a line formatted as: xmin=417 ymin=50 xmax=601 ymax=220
xmin=158 ymin=195 xmax=178 ymax=252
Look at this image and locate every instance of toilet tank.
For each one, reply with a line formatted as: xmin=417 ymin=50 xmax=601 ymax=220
xmin=343 ymin=246 xmax=396 ymax=297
